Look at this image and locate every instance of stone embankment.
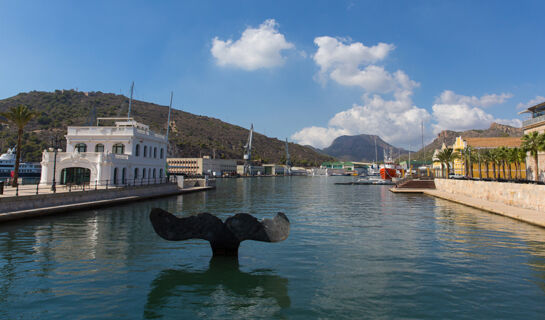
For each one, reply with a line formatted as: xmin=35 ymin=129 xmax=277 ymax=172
xmin=391 ymin=179 xmax=545 ymax=228
xmin=0 ymin=179 xmax=214 ymax=223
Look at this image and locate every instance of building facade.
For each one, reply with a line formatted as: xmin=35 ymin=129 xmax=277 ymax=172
xmin=520 ymin=101 xmax=545 ymax=181
xmin=40 ymin=118 xmax=167 ymax=186
xmin=167 ymin=157 xmax=237 ymax=176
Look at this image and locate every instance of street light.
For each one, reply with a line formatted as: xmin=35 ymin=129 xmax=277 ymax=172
xmin=50 ymin=134 xmax=62 ymax=192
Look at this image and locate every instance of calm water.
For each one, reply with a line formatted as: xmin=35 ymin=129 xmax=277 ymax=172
xmin=1 ymin=177 xmax=545 ymax=319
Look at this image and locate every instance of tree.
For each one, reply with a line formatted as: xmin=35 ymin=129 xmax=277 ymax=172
xmin=508 ymin=147 xmax=520 ymax=180
xmin=461 ymin=146 xmax=473 ymax=177
xmin=481 ymin=149 xmax=492 ymax=179
xmin=0 ymin=105 xmax=37 ymax=187
xmin=497 ymin=147 xmax=509 ymax=180
xmin=521 ymin=131 xmax=545 ymax=182
xmin=435 ymin=148 xmax=460 ymax=179
xmin=517 ymin=148 xmax=527 ymax=180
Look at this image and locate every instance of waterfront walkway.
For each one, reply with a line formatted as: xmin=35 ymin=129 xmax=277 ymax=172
xmin=391 ymin=187 xmax=545 ymax=228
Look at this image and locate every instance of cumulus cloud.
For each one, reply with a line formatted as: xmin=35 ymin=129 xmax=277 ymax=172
xmin=211 ymin=19 xmax=294 ymax=70
xmin=313 ymin=36 xmax=418 ymax=93
xmin=516 ymin=95 xmax=545 ymax=110
xmin=431 ymin=90 xmax=521 ymax=133
xmin=291 ymin=92 xmax=431 ymax=149
xmin=435 ymin=90 xmax=512 ymax=108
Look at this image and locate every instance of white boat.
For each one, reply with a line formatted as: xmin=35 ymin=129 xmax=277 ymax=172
xmin=0 ymin=147 xmax=42 ymax=181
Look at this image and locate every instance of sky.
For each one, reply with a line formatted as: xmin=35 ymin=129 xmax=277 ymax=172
xmin=1 ymin=0 xmax=544 ymax=150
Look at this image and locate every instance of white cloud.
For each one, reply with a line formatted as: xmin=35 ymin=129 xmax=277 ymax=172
xmin=291 ymin=92 xmax=431 ymax=149
xmin=313 ymin=36 xmax=416 ymax=93
xmin=211 ymin=19 xmax=294 ymax=70
xmin=290 ymin=126 xmax=350 ymax=149
xmin=516 ymin=95 xmax=545 ymax=110
xmin=435 ymin=90 xmax=512 ymax=108
xmin=431 ymin=90 xmax=521 ymax=133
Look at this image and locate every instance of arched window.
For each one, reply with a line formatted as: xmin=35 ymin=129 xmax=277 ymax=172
xmin=134 ymin=168 xmax=139 ymax=179
xmin=143 ymin=168 xmax=147 ymax=179
xmin=112 ymin=143 xmax=125 ymax=154
xmin=154 ymin=147 xmax=157 ymax=159
xmin=135 ymin=144 xmax=140 ymax=156
xmin=160 ymin=148 xmax=164 ymax=159
xmin=144 ymin=146 xmax=148 ymax=157
xmin=95 ymin=144 xmax=104 ymax=152
xmin=159 ymin=168 xmax=163 ymax=178
xmin=75 ymin=143 xmax=87 ymax=152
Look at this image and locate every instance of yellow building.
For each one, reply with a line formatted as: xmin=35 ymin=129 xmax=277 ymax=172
xmin=451 ymin=136 xmax=526 ymax=179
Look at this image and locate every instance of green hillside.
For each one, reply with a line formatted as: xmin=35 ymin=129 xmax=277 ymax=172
xmin=0 ymin=90 xmax=334 ymax=166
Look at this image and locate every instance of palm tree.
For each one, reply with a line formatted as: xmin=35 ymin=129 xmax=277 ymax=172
xmin=481 ymin=149 xmax=492 ymax=179
xmin=436 ymin=148 xmax=460 ymax=179
xmin=497 ymin=147 xmax=509 ymax=180
xmin=0 ymin=105 xmax=37 ymax=187
xmin=490 ymin=148 xmax=501 ymax=180
xmin=517 ymin=148 xmax=527 ymax=180
xmin=521 ymin=131 xmax=545 ymax=182
xmin=461 ymin=146 xmax=473 ymax=178
xmin=508 ymin=147 xmax=520 ymax=180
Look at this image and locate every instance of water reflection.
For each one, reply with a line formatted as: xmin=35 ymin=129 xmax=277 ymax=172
xmin=144 ymin=257 xmax=290 ymax=319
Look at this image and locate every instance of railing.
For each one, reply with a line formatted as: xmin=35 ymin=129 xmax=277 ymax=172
xmin=522 ymin=114 xmax=545 ymax=128
xmin=0 ymin=176 xmax=177 ymax=197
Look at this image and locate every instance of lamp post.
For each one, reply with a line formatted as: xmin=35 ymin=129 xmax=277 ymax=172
xmin=50 ymin=135 xmax=62 ymax=193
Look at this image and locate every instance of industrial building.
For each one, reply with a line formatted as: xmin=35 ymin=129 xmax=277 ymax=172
xmin=167 ymin=156 xmax=237 ymax=176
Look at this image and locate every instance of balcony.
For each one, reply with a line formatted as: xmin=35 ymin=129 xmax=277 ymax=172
xmin=522 ymin=114 xmax=545 ymax=128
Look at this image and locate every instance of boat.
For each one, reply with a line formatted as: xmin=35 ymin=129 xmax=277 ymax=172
xmin=379 ymin=150 xmax=402 ymax=180
xmin=0 ymin=147 xmax=42 ymax=182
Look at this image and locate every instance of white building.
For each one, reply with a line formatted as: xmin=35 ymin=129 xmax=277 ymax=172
xmin=167 ymin=156 xmax=237 ymax=176
xmin=40 ymin=118 xmax=167 ymax=186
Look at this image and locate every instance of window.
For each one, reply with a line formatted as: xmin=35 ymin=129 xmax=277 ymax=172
xmin=144 ymin=146 xmax=148 ymax=157
xmin=113 ymin=167 xmax=118 ymax=185
xmin=160 ymin=148 xmax=164 ymax=159
xmin=75 ymin=143 xmax=87 ymax=152
xmin=160 ymin=168 xmax=163 ymax=178
xmin=134 ymin=168 xmax=139 ymax=179
xmin=122 ymin=168 xmax=126 ymax=184
xmin=95 ymin=144 xmax=104 ymax=152
xmin=135 ymin=144 xmax=140 ymax=156
xmin=143 ymin=168 xmax=147 ymax=179
xmin=112 ymin=143 xmax=125 ymax=154
xmin=154 ymin=147 xmax=157 ymax=159
xmin=153 ymin=168 xmax=156 ymax=178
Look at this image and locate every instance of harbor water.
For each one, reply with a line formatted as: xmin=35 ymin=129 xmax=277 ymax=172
xmin=1 ymin=176 xmax=545 ymax=319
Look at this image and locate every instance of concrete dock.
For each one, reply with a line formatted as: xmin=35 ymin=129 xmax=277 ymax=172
xmin=390 ymin=186 xmax=545 ymax=228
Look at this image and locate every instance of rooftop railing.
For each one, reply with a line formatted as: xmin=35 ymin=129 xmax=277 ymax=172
xmin=523 ymin=114 xmax=545 ymax=128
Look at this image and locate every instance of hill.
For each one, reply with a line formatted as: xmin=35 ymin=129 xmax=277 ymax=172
xmin=0 ymin=90 xmax=334 ymax=166
xmin=322 ymin=134 xmax=409 ymax=162
xmin=408 ymin=123 xmax=523 ymax=161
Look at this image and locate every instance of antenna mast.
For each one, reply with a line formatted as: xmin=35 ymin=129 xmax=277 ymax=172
xmin=127 ymin=81 xmax=134 ymax=119
xmin=421 ymin=121 xmax=424 ymax=162
xmin=243 ymin=124 xmax=253 ymax=175
xmin=285 ymin=138 xmax=291 ymax=175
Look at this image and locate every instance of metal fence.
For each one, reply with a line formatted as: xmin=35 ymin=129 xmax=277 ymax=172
xmin=0 ymin=176 xmax=177 ymax=197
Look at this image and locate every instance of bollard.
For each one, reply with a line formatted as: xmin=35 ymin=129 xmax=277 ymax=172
xmin=0 ymin=181 xmax=4 ymax=195
xmin=69 ymin=184 xmax=72 ymax=192
xmin=95 ymin=180 xmax=98 ymax=190
xmin=106 ymin=180 xmax=109 ymax=190
xmin=16 ymin=184 xmax=19 ymax=197
xmin=36 ymin=183 xmax=39 ymax=195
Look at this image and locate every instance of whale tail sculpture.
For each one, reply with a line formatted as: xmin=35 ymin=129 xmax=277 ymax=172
xmin=149 ymin=208 xmax=290 ymax=256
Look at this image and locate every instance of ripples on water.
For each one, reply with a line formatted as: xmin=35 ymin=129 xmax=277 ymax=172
xmin=1 ymin=176 xmax=545 ymax=319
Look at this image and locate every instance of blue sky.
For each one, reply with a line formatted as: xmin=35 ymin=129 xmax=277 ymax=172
xmin=1 ymin=0 xmax=544 ymax=149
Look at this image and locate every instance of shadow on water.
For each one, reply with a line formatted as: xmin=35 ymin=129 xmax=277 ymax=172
xmin=144 ymin=256 xmax=290 ymax=319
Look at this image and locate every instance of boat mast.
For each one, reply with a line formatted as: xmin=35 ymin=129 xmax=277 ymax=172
xmin=127 ymin=81 xmax=134 ymax=119
xmin=374 ymin=135 xmax=378 ymax=164
xmin=166 ymin=91 xmax=173 ymax=140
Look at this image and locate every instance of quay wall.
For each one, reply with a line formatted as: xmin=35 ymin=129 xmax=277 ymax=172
xmin=0 ymin=183 xmax=180 ymax=215
xmin=434 ymin=179 xmax=545 ymax=212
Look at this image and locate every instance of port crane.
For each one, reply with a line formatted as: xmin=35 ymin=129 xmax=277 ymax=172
xmin=285 ymin=138 xmax=291 ymax=175
xmin=243 ymin=124 xmax=253 ymax=175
